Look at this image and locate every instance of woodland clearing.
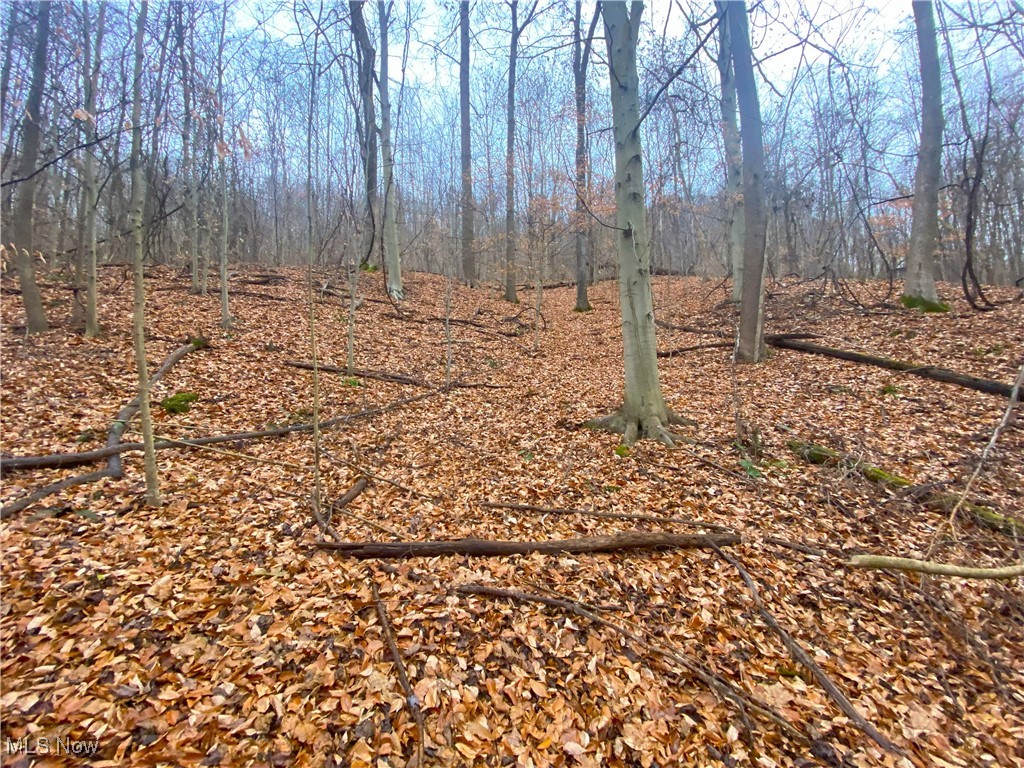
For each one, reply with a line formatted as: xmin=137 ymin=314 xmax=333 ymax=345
xmin=1 ymin=267 xmax=1022 ymax=767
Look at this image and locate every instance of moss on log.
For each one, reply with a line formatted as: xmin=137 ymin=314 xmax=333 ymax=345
xmin=788 ymin=440 xmax=1021 ymax=536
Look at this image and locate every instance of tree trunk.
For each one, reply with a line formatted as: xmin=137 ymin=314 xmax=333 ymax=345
xmin=729 ymin=1 xmax=768 ymax=363
xmin=460 ymin=2 xmax=476 ymax=286
xmin=503 ymin=1 xmax=521 ymax=304
xmin=904 ymin=1 xmax=943 ymax=305
xmin=11 ymin=1 xmax=51 ymax=334
xmin=351 ymin=1 xmax=378 ymax=272
xmin=573 ymin=1 xmax=600 ymax=312
xmin=378 ymin=1 xmax=403 ymax=300
xmin=79 ymin=1 xmax=106 ymax=337
xmin=176 ymin=1 xmax=199 ymax=293
xmin=128 ymin=0 xmax=160 ymax=507
xmin=216 ymin=3 xmax=230 ymax=329
xmin=592 ymin=2 xmax=679 ymax=446
xmin=715 ymin=1 xmax=745 ymax=302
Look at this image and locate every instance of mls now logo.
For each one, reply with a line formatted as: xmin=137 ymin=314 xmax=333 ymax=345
xmin=5 ymin=736 xmax=101 ymax=756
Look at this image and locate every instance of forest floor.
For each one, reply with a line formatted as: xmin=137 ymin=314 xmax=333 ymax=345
xmin=1 ymin=265 xmax=1022 ymax=768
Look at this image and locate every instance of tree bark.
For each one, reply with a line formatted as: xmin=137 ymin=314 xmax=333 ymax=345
xmin=128 ymin=0 xmax=160 ymax=507
xmin=728 ymin=1 xmax=768 ymax=362
xmin=592 ymin=1 xmax=679 ymax=446
xmin=378 ymin=1 xmax=403 ymax=300
xmin=216 ymin=3 xmax=231 ymax=329
xmin=80 ymin=1 xmax=107 ymax=337
xmin=351 ymin=1 xmax=378 ymax=271
xmin=316 ymin=531 xmax=741 ymax=559
xmin=10 ymin=1 xmax=51 ymax=334
xmin=715 ymin=1 xmax=745 ymax=303
xmin=573 ymin=2 xmax=600 ymax=312
xmin=460 ymin=2 xmax=476 ymax=286
xmin=503 ymin=1 xmax=522 ymax=304
xmin=904 ymin=1 xmax=943 ymax=305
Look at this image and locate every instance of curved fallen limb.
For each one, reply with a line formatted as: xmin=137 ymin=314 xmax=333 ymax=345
xmin=849 ymin=555 xmax=1024 ymax=580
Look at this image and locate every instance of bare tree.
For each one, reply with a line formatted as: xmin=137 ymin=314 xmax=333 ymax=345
xmin=78 ymin=0 xmax=107 ymax=336
xmin=588 ymin=1 xmax=686 ymax=446
xmin=379 ymin=1 xmax=404 ymax=300
xmin=728 ymin=0 xmax=768 ymax=363
xmin=128 ymin=0 xmax=160 ymax=506
xmin=460 ymin=1 xmax=476 ymax=286
xmin=572 ymin=1 xmax=601 ymax=311
xmin=715 ymin=0 xmax=745 ymax=302
xmin=904 ymin=0 xmax=944 ymax=307
xmin=10 ymin=1 xmax=51 ymax=334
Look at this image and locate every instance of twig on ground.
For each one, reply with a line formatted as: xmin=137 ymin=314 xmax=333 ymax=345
xmin=371 ymin=581 xmax=426 ymax=767
xmin=456 ymin=582 xmax=808 ymax=745
xmin=713 ymin=545 xmax=904 ymax=755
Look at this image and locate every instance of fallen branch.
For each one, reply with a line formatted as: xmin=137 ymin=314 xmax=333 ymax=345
xmin=849 ymin=555 xmax=1024 ymax=580
xmin=371 ymin=581 xmax=426 ymax=767
xmin=284 ymin=361 xmax=428 ymax=387
xmin=2 ymin=391 xmax=437 ymax=473
xmin=316 ymin=531 xmax=740 ymax=559
xmin=767 ymin=337 xmax=1014 ymax=398
xmin=457 ymin=582 xmax=807 ymax=746
xmin=1 ymin=342 xmax=199 ymax=517
xmin=789 ymin=439 xmax=1023 ymax=536
xmin=713 ymin=546 xmax=903 ymax=755
xmin=478 ymin=501 xmax=734 ymax=532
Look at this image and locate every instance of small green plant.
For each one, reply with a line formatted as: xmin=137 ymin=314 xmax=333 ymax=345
xmin=360 ymin=262 xmax=379 ymax=273
xmin=76 ymin=428 xmax=97 ymax=443
xmin=517 ymin=449 xmax=534 ymax=463
xmin=614 ymin=444 xmax=630 ymax=457
xmin=739 ymin=459 xmax=763 ymax=479
xmin=188 ymin=334 xmax=211 ymax=350
xmin=900 ymin=295 xmax=949 ymax=313
xmin=973 ymin=343 xmax=1005 ymax=357
xmin=880 ymin=384 xmax=902 ymax=396
xmin=343 ymin=377 xmax=361 ymax=387
xmin=602 ymin=484 xmax=622 ymax=494
xmin=484 ymin=357 xmax=501 ymax=370
xmin=160 ymin=392 xmax=199 ymax=414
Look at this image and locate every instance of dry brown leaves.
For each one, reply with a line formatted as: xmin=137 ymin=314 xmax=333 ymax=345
xmin=1 ymin=267 xmax=1022 ymax=767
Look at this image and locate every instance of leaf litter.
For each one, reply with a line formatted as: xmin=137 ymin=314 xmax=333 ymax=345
xmin=1 ymin=267 xmax=1022 ymax=767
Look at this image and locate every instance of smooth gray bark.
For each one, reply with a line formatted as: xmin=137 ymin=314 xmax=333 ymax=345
xmin=904 ymin=1 xmax=943 ymax=304
xmin=460 ymin=2 xmax=476 ymax=286
xmin=729 ymin=1 xmax=768 ymax=363
xmin=128 ymin=0 xmax=160 ymax=506
xmin=593 ymin=1 xmax=678 ymax=446
xmin=11 ymin=1 xmax=51 ymax=333
xmin=715 ymin=1 xmax=745 ymax=302
xmin=379 ymin=1 xmax=403 ymax=300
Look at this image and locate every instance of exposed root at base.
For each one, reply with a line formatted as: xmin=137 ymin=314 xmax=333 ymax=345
xmin=586 ymin=408 xmax=696 ymax=447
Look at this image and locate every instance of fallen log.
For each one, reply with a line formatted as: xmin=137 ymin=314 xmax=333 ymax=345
xmin=849 ymin=555 xmax=1024 ymax=580
xmin=1 ymin=341 xmax=199 ymax=517
xmin=284 ymin=361 xmax=428 ymax=387
xmin=315 ymin=531 xmax=740 ymax=559
xmin=767 ymin=337 xmax=1014 ymax=398
xmin=789 ymin=440 xmax=1023 ymax=536
xmin=1 ymin=392 xmax=437 ymax=473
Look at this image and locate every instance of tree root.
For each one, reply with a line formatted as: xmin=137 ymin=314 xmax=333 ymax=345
xmin=585 ymin=408 xmax=696 ymax=447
